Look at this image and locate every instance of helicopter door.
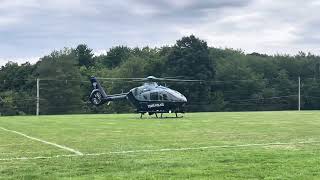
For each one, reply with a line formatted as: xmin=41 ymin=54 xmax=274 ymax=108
xmin=150 ymin=92 xmax=158 ymax=101
xmin=162 ymin=93 xmax=168 ymax=101
xmin=159 ymin=93 xmax=168 ymax=101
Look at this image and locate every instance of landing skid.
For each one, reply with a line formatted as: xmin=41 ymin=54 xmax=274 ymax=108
xmin=139 ymin=112 xmax=184 ymax=119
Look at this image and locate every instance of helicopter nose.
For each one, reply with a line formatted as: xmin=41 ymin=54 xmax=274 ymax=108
xmin=181 ymin=95 xmax=187 ymax=102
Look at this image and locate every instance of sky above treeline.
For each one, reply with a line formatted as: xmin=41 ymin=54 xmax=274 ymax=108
xmin=0 ymin=0 xmax=319 ymax=65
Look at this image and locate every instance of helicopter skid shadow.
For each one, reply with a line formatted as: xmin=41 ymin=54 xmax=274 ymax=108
xmin=137 ymin=113 xmax=184 ymax=119
xmin=159 ymin=116 xmax=184 ymax=119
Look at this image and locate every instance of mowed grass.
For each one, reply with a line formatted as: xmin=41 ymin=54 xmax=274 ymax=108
xmin=0 ymin=111 xmax=320 ymax=179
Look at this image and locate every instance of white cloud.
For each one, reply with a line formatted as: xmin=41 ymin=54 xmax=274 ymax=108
xmin=175 ymin=0 xmax=320 ymax=55
xmin=0 ymin=0 xmax=39 ymax=9
xmin=0 ymin=16 xmax=20 ymax=27
xmin=0 ymin=57 xmax=39 ymax=66
xmin=93 ymin=49 xmax=107 ymax=56
xmin=0 ymin=0 xmax=320 ymax=65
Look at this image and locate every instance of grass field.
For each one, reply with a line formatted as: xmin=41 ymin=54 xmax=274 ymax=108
xmin=0 ymin=111 xmax=320 ymax=179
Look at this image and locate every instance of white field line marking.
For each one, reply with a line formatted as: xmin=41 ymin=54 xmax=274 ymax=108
xmin=0 ymin=127 xmax=83 ymax=155
xmin=1 ymin=140 xmax=320 ymax=161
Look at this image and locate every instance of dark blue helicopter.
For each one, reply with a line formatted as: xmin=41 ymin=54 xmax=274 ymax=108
xmin=89 ymin=76 xmax=199 ymax=118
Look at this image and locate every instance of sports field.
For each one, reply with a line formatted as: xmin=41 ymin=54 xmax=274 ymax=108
xmin=0 ymin=111 xmax=320 ymax=179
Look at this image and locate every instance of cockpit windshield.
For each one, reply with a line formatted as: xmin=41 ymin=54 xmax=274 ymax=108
xmin=166 ymin=89 xmax=184 ymax=98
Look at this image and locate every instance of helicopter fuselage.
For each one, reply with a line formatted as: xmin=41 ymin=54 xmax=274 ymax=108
xmin=126 ymin=82 xmax=187 ymax=113
xmin=89 ymin=77 xmax=187 ymax=114
xmin=89 ymin=77 xmax=187 ymax=115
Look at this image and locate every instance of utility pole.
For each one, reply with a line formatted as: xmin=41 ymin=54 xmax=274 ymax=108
xmin=298 ymin=76 xmax=301 ymax=111
xmin=36 ymin=78 xmax=40 ymax=116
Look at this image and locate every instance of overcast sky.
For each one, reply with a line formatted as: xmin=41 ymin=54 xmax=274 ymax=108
xmin=0 ymin=0 xmax=319 ymax=65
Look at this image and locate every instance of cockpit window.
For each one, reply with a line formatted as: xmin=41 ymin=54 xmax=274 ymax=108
xmin=166 ymin=89 xmax=183 ymax=98
xmin=143 ymin=94 xmax=148 ymax=100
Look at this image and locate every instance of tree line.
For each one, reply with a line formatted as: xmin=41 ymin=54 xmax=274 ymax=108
xmin=1 ymin=35 xmax=320 ymax=115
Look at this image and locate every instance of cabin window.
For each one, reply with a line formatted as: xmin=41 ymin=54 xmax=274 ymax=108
xmin=150 ymin=92 xmax=158 ymax=100
xmin=163 ymin=94 xmax=168 ymax=100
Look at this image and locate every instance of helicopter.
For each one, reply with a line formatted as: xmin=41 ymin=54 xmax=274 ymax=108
xmin=89 ymin=76 xmax=200 ymax=118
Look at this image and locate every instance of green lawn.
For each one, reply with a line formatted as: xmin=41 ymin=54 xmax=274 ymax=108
xmin=0 ymin=111 xmax=320 ymax=179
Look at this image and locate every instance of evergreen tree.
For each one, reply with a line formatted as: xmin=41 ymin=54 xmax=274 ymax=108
xmin=75 ymin=44 xmax=94 ymax=67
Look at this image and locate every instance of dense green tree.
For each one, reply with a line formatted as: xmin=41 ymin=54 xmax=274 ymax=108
xmin=165 ymin=35 xmax=216 ymax=111
xmin=215 ymin=54 xmax=266 ymax=111
xmin=0 ymin=62 xmax=36 ymax=115
xmin=166 ymin=35 xmax=215 ymax=79
xmin=75 ymin=44 xmax=94 ymax=67
xmin=36 ymin=49 xmax=82 ymax=114
xmin=0 ymin=62 xmax=36 ymax=91
xmin=99 ymin=46 xmax=131 ymax=69
xmin=3 ymin=36 xmax=320 ymax=115
xmin=0 ymin=91 xmax=18 ymax=115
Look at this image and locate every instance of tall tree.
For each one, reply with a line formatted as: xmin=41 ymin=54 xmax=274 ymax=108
xmin=75 ymin=44 xmax=94 ymax=67
xmin=37 ymin=49 xmax=82 ymax=114
xmin=99 ymin=46 xmax=131 ymax=69
xmin=166 ymin=35 xmax=216 ymax=111
xmin=166 ymin=35 xmax=215 ymax=79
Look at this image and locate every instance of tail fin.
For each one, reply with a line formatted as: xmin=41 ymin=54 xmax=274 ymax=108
xmin=89 ymin=77 xmax=108 ymax=106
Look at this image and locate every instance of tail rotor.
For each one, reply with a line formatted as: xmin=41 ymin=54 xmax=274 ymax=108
xmin=89 ymin=77 xmax=107 ymax=106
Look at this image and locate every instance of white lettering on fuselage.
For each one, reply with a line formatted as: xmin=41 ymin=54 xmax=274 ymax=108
xmin=147 ymin=103 xmax=164 ymax=108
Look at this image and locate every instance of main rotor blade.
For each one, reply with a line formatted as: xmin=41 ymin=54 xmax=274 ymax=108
xmin=155 ymin=78 xmax=204 ymax=82
xmin=95 ymin=77 xmax=144 ymax=80
xmin=95 ymin=76 xmax=204 ymax=82
xmin=162 ymin=76 xmax=186 ymax=79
